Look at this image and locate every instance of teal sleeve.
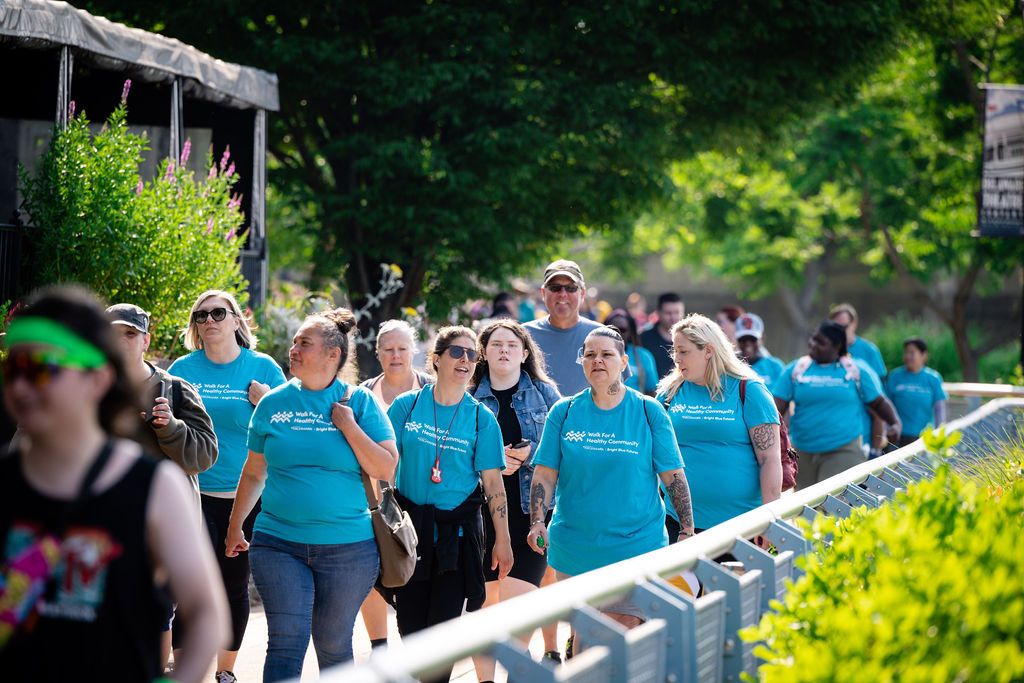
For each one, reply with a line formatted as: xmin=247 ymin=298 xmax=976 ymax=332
xmin=387 ymin=392 xmax=415 ymax=457
xmin=640 ymin=348 xmax=659 ymax=393
xmin=246 ymin=398 xmax=268 ymax=453
xmin=533 ymin=398 xmax=571 ymax=471
xmin=264 ymin=358 xmax=287 ymax=388
xmin=352 ymin=387 xmax=397 ymax=443
xmin=742 ymin=380 xmax=781 ymax=426
xmin=932 ymin=371 xmax=948 ymax=402
xmin=871 ymin=346 xmax=887 ymax=379
xmin=772 ymin=362 xmax=796 ymax=401
xmin=473 ymin=406 xmax=506 ymax=472
xmin=858 ymin=362 xmax=883 ymax=403
xmin=647 ymin=397 xmax=684 ymax=472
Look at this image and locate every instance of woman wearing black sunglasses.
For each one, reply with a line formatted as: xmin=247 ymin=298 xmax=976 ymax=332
xmin=168 ymin=289 xmax=286 ymax=680
xmin=0 ymin=286 xmax=228 ymax=683
xmin=385 ymin=325 xmax=513 ymax=683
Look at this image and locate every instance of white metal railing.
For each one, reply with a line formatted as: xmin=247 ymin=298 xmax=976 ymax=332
xmin=319 ymin=393 xmax=1024 ymax=683
xmin=943 ymin=382 xmax=1024 ymax=398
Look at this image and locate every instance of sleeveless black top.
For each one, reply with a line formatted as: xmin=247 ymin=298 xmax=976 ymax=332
xmin=0 ymin=450 xmax=168 ymax=681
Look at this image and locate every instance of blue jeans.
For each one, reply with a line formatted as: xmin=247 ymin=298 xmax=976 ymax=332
xmin=249 ymin=532 xmax=379 ymax=682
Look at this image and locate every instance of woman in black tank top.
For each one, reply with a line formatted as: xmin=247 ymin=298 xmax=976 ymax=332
xmin=0 ymin=286 xmax=228 ymax=683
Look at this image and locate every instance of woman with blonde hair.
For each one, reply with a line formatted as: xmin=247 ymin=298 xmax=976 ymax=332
xmin=361 ymin=320 xmax=432 ymax=409
xmin=168 ymin=289 xmax=286 ymax=681
xmin=656 ymin=314 xmax=781 ymax=538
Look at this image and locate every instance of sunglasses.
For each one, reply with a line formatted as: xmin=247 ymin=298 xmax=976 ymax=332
xmin=1 ymin=350 xmax=68 ymax=388
xmin=445 ymin=345 xmax=479 ymax=362
xmin=192 ymin=307 xmax=232 ymax=324
xmin=545 ymin=284 xmax=580 ymax=294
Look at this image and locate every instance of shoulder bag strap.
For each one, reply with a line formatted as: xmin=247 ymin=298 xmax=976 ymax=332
xmin=344 ymin=385 xmax=383 ymax=509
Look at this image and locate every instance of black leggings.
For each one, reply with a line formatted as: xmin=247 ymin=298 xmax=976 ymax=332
xmin=172 ymin=495 xmax=260 ymax=651
xmin=392 ymin=568 xmax=467 ymax=683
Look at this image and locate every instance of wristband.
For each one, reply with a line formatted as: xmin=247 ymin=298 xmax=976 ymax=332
xmin=530 ymin=519 xmax=546 ymax=527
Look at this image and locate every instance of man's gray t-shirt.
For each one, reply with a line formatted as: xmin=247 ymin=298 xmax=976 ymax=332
xmin=524 ymin=316 xmax=606 ymax=396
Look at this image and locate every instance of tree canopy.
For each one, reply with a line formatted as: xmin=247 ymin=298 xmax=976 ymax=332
xmin=83 ymin=0 xmax=918 ymax=330
xmin=598 ymin=1 xmax=1024 ymax=377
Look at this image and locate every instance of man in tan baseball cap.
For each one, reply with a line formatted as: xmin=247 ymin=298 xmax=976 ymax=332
xmin=524 ymin=259 xmax=605 ymax=395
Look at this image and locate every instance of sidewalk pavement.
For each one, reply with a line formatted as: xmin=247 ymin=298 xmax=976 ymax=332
xmin=201 ymin=604 xmax=567 ymax=682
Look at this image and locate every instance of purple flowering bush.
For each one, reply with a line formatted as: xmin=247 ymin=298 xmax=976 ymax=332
xmin=19 ymin=81 xmax=248 ymax=356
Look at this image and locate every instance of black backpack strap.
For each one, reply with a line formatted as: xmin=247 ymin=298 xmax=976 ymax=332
xmin=558 ymin=396 xmax=576 ymax=438
xmin=171 ymin=378 xmax=183 ymax=418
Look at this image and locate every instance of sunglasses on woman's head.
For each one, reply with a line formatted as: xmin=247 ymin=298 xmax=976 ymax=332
xmin=1 ymin=350 xmax=68 ymax=388
xmin=545 ymin=284 xmax=580 ymax=294
xmin=192 ymin=307 xmax=231 ymax=324
xmin=445 ymin=346 xmax=479 ymax=362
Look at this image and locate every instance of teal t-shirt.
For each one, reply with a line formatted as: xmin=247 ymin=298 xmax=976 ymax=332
xmin=247 ymin=379 xmax=395 ymax=544
xmin=388 ymin=385 xmax=505 ymax=511
xmin=533 ymin=388 xmax=683 ymax=576
xmin=658 ymin=376 xmax=779 ymax=529
xmin=771 ymin=357 xmax=882 ymax=453
xmin=169 ymin=348 xmax=286 ymax=492
xmin=625 ymin=343 xmax=659 ymax=394
xmin=848 ymin=336 xmax=887 ymax=379
xmin=848 ymin=336 xmax=887 ymax=443
xmin=751 ymin=356 xmax=785 ymax=386
xmin=885 ymin=366 xmax=947 ymax=437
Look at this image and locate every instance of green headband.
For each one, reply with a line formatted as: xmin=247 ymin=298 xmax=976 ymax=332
xmin=4 ymin=317 xmax=108 ymax=369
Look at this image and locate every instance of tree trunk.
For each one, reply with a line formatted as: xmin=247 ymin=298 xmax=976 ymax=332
xmin=776 ymin=240 xmax=836 ymax=357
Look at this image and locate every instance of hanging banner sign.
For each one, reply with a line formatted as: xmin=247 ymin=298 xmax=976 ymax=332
xmin=979 ymin=85 xmax=1024 ymax=237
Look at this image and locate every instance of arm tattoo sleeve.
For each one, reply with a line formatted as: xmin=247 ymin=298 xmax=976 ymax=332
xmin=486 ymin=488 xmax=508 ymax=520
xmin=530 ymin=481 xmax=550 ymax=523
xmin=666 ymin=472 xmax=694 ymax=529
xmin=751 ymin=423 xmax=776 ymax=452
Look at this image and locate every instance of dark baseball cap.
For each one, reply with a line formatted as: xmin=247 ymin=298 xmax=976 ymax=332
xmin=106 ymin=303 xmax=150 ymax=333
xmin=542 ymin=259 xmax=585 ymax=287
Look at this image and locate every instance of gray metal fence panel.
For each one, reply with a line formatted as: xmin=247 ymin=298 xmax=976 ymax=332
xmin=318 ymin=398 xmax=1024 ymax=683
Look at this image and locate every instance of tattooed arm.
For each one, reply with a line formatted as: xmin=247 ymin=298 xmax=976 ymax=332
xmin=750 ymin=422 xmax=782 ymax=504
xmin=527 ymin=464 xmax=558 ymax=554
xmin=481 ymin=468 xmax=513 ymax=579
xmin=658 ymin=468 xmax=694 ymax=539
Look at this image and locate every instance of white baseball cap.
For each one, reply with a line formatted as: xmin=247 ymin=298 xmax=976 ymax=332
xmin=735 ymin=313 xmax=765 ymax=340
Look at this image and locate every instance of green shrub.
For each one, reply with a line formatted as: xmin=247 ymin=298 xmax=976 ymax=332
xmin=865 ymin=315 xmax=1019 ymax=383
xmin=864 ymin=313 xmax=965 ymax=380
xmin=978 ymin=344 xmax=1022 ymax=384
xmin=744 ymin=433 xmax=1024 ymax=682
xmin=19 ymin=82 xmax=248 ymax=357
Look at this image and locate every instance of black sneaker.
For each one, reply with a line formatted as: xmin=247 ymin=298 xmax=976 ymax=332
xmin=215 ymin=672 xmax=238 ymax=683
xmin=565 ymin=635 xmax=575 ymax=660
xmin=543 ymin=650 xmax=562 ymax=664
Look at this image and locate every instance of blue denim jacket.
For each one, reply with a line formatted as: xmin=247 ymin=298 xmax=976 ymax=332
xmin=472 ymin=373 xmax=562 ymax=513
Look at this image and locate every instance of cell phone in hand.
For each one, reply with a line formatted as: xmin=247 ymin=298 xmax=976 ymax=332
xmin=509 ymin=439 xmax=530 ymax=449
xmin=145 ymin=379 xmax=170 ymax=424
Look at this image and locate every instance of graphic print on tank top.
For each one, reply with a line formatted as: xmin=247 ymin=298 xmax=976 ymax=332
xmin=4 ymin=524 xmax=124 ymax=623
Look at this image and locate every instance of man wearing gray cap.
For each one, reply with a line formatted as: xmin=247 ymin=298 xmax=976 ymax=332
xmin=107 ymin=303 xmax=217 ymax=500
xmin=524 ymin=259 xmax=606 ymax=396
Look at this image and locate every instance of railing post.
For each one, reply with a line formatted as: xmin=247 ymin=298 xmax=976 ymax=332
xmin=695 ymin=558 xmax=762 ymax=682
xmin=633 ymin=579 xmax=697 ymax=683
xmin=56 ymin=46 xmax=73 ymax=129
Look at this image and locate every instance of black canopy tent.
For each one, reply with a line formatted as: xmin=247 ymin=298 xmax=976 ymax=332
xmin=0 ymin=0 xmax=280 ymax=307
